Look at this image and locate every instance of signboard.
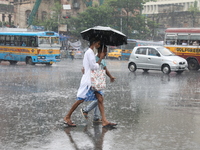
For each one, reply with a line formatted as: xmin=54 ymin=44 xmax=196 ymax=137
xmin=59 ymin=25 xmax=67 ymax=32
xmin=63 ymin=5 xmax=71 ymax=10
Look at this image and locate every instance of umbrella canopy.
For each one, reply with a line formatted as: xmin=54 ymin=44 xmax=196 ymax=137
xmin=80 ymin=26 xmax=127 ymax=46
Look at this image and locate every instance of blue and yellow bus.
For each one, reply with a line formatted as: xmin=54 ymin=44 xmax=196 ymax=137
xmin=0 ymin=31 xmax=61 ymax=65
xmin=121 ymin=39 xmax=163 ymax=60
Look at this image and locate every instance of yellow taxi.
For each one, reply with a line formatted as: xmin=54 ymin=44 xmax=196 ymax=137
xmin=107 ymin=49 xmax=122 ymax=60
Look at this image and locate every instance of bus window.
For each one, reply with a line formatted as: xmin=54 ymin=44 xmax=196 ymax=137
xmin=21 ymin=36 xmax=28 ymax=47
xmin=38 ymin=37 xmax=60 ymax=48
xmin=30 ymin=37 xmax=37 ymax=47
xmin=51 ymin=37 xmax=60 ymax=46
xmin=10 ymin=36 xmax=15 ymax=46
xmin=38 ymin=37 xmax=50 ymax=47
xmin=190 ymin=35 xmax=200 ymax=46
xmin=5 ymin=36 xmax=11 ymax=46
xmin=14 ymin=36 xmax=21 ymax=46
xmin=0 ymin=35 xmax=5 ymax=45
xmin=39 ymin=37 xmax=50 ymax=45
xmin=192 ymin=40 xmax=199 ymax=46
xmin=177 ymin=35 xmax=188 ymax=45
xmin=165 ymin=34 xmax=176 ymax=45
xmin=182 ymin=40 xmax=188 ymax=45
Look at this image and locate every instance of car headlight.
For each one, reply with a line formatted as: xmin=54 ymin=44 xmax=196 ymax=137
xmin=173 ymin=60 xmax=177 ymax=64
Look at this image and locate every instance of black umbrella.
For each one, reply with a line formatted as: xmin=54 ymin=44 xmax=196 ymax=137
xmin=80 ymin=26 xmax=127 ymax=46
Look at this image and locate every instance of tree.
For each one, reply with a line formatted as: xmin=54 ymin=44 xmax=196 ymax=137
xmin=107 ymin=0 xmax=157 ymax=39
xmin=65 ymin=0 xmax=156 ymax=40
xmin=32 ymin=1 xmax=63 ymax=31
xmin=66 ymin=3 xmax=115 ymax=37
xmin=188 ymin=1 xmax=200 ymax=27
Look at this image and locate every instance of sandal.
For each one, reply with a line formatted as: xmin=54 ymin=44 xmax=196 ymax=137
xmin=80 ymin=108 xmax=88 ymax=119
xmin=103 ymin=122 xmax=117 ymax=128
xmin=63 ymin=120 xmax=76 ymax=127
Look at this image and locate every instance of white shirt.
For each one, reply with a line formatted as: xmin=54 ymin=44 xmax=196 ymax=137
xmin=76 ymin=48 xmax=100 ymax=99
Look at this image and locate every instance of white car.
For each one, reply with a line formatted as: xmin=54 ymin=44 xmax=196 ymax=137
xmin=128 ymin=46 xmax=188 ymax=74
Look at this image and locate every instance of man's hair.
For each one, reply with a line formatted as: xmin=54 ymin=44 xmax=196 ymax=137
xmin=89 ymin=37 xmax=101 ymax=46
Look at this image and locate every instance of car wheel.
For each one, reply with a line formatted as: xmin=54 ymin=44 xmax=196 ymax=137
xmin=162 ymin=65 xmax=171 ymax=74
xmin=188 ymin=59 xmax=199 ymax=70
xmin=128 ymin=62 xmax=137 ymax=72
xmin=143 ymin=69 xmax=149 ymax=72
xmin=176 ymin=71 xmax=184 ymax=74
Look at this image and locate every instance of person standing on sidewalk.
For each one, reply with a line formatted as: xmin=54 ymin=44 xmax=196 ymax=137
xmin=70 ymin=50 xmax=75 ymax=60
xmin=64 ymin=39 xmax=117 ymax=128
xmin=81 ymin=45 xmax=115 ymax=122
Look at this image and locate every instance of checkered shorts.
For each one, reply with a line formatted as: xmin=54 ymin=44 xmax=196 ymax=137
xmin=77 ymin=87 xmax=103 ymax=101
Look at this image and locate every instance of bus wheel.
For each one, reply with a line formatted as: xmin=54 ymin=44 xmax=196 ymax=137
xmin=128 ymin=62 xmax=137 ymax=72
xmin=9 ymin=61 xmax=18 ymax=65
xmin=162 ymin=65 xmax=171 ymax=74
xmin=46 ymin=63 xmax=52 ymax=66
xmin=26 ymin=57 xmax=35 ymax=65
xmin=188 ymin=59 xmax=199 ymax=70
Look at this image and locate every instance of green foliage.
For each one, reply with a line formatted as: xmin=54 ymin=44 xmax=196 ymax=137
xmin=66 ymin=4 xmax=115 ymax=37
xmin=32 ymin=0 xmax=158 ymax=40
xmin=188 ymin=1 xmax=199 ymax=12
xmin=65 ymin=0 xmax=156 ymax=40
xmin=32 ymin=1 xmax=62 ymax=31
xmin=188 ymin=1 xmax=200 ymax=27
xmin=0 ymin=21 xmax=16 ymax=27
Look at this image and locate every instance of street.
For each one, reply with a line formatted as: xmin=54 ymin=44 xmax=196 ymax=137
xmin=0 ymin=59 xmax=200 ymax=150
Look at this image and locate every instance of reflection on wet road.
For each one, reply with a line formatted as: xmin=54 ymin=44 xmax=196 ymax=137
xmin=0 ymin=59 xmax=200 ymax=150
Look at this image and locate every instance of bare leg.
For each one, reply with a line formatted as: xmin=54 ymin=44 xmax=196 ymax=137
xmin=95 ymin=92 xmax=109 ymax=126
xmin=64 ymin=100 xmax=84 ymax=124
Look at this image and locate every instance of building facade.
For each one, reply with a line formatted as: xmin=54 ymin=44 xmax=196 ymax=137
xmin=0 ymin=0 xmax=14 ymax=27
xmin=0 ymin=0 xmax=103 ymax=29
xmin=143 ymin=0 xmax=200 ymax=28
xmin=142 ymin=0 xmax=200 ymax=40
xmin=143 ymin=0 xmax=199 ymax=15
xmin=14 ymin=0 xmax=53 ymax=28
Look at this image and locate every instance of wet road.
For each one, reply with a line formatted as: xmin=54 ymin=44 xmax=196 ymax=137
xmin=0 ymin=59 xmax=200 ymax=150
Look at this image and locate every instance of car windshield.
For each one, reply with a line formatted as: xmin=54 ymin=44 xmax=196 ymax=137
xmin=157 ymin=47 xmax=175 ymax=56
xmin=38 ymin=37 xmax=61 ymax=48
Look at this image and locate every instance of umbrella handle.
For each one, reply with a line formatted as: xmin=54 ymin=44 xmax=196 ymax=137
xmin=102 ymin=45 xmax=104 ymax=52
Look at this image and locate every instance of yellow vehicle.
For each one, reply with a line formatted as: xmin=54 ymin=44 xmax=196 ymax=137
xmin=107 ymin=49 xmax=122 ymax=60
xmin=164 ymin=28 xmax=200 ymax=70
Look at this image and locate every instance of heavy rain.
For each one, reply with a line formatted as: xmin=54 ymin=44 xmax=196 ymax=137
xmin=1 ymin=0 xmax=200 ymax=150
xmin=0 ymin=59 xmax=200 ymax=150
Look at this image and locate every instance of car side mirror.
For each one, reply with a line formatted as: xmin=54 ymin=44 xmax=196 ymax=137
xmin=156 ymin=53 xmax=160 ymax=57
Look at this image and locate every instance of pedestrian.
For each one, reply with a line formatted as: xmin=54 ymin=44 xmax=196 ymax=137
xmin=64 ymin=38 xmax=117 ymax=127
xmin=182 ymin=40 xmax=187 ymax=45
xmin=80 ymin=45 xmax=116 ymax=122
xmin=70 ymin=50 xmax=75 ymax=60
